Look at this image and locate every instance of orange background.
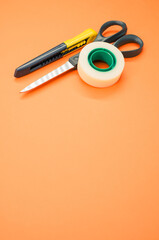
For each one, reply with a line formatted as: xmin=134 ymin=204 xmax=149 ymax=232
xmin=0 ymin=0 xmax=159 ymax=239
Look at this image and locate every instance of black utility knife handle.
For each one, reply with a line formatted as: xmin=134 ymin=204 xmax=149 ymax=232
xmin=14 ymin=43 xmax=67 ymax=78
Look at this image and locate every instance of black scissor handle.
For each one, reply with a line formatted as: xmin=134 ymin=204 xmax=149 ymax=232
xmin=113 ymin=34 xmax=144 ymax=58
xmin=94 ymin=20 xmax=127 ymax=43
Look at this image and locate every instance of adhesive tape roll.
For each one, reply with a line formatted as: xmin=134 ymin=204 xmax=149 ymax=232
xmin=77 ymin=42 xmax=125 ymax=87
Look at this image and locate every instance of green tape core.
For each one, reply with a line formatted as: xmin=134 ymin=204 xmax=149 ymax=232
xmin=88 ymin=48 xmax=116 ymax=72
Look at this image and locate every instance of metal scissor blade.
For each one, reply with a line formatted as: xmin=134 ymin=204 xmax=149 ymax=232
xmin=20 ymin=61 xmax=75 ymax=93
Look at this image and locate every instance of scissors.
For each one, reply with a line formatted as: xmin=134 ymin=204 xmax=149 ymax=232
xmin=20 ymin=20 xmax=143 ymax=93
